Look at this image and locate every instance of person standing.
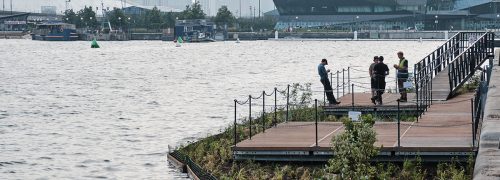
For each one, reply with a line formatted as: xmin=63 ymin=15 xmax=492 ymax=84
xmin=369 ymin=56 xmax=379 ymax=100
xmin=373 ymin=56 xmax=389 ymax=105
xmin=318 ymin=59 xmax=340 ymax=105
xmin=394 ymin=51 xmax=409 ymax=102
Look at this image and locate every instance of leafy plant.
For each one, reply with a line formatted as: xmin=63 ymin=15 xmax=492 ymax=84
xmin=326 ymin=115 xmax=378 ymax=179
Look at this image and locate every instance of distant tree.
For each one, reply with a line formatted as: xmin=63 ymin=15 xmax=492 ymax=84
xmin=180 ymin=2 xmax=205 ymax=20
xmin=146 ymin=6 xmax=162 ymax=29
xmin=214 ymin=6 xmax=235 ymax=27
xmin=62 ymin=9 xmax=78 ymax=25
xmin=77 ymin=6 xmax=98 ymax=29
xmin=163 ymin=11 xmax=176 ymax=28
xmin=107 ymin=8 xmax=129 ymax=29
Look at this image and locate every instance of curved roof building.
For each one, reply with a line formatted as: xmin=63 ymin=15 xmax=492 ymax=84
xmin=272 ymin=0 xmax=500 ymax=30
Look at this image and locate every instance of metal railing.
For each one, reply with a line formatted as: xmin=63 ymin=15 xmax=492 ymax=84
xmin=449 ymin=32 xmax=494 ymax=95
xmin=472 ymin=60 xmax=493 ymax=147
xmin=414 ymin=32 xmax=494 ymax=116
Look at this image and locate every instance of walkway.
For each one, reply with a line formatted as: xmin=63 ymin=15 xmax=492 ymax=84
xmin=234 ymin=92 xmax=475 ymax=162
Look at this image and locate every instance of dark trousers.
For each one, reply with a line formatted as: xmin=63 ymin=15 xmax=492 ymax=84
xmin=398 ymin=77 xmax=408 ymax=99
xmin=374 ymin=76 xmax=386 ymax=102
xmin=321 ymin=78 xmax=337 ymax=104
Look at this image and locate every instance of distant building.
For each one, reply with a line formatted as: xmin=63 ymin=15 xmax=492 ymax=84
xmin=273 ymin=0 xmax=500 ymax=31
xmin=41 ymin=6 xmax=57 ymax=15
xmin=122 ymin=5 xmax=180 ymax=15
xmin=0 ymin=13 xmax=30 ymax=31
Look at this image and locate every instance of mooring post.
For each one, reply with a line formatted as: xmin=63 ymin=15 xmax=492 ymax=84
xmin=315 ymin=99 xmax=318 ymax=147
xmin=274 ymin=87 xmax=277 ymax=127
xmin=262 ymin=91 xmax=265 ymax=133
xmin=397 ymin=100 xmax=401 ymax=148
xmin=234 ymin=99 xmax=237 ymax=146
xmin=249 ymin=95 xmax=252 ymax=140
xmin=286 ymin=84 xmax=289 ymax=123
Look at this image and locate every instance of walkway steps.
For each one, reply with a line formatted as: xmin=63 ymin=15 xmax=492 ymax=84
xmin=431 ymin=67 xmax=452 ymax=100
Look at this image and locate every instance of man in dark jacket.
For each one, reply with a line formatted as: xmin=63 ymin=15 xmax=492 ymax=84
xmin=318 ymin=59 xmax=340 ymax=105
xmin=372 ymin=56 xmax=389 ymax=105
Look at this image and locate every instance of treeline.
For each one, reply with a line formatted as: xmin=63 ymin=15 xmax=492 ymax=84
xmin=62 ymin=2 xmax=276 ymax=31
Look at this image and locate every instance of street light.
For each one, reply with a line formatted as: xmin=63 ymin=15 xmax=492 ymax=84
xmin=496 ymin=14 xmax=499 ymax=29
xmin=118 ymin=17 xmax=122 ymax=31
xmin=356 ymin=15 xmax=359 ymax=31
xmin=434 ymin=15 xmax=438 ymax=31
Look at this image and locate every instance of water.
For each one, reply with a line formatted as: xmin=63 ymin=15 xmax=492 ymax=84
xmin=0 ymin=39 xmax=443 ymax=179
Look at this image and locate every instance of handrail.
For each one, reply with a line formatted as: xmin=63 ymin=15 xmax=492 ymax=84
xmin=414 ymin=32 xmax=494 ymax=116
xmin=448 ymin=32 xmax=494 ymax=95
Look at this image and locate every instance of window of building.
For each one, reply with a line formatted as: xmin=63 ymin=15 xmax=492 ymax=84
xmin=374 ymin=6 xmax=392 ymax=12
xmin=337 ymin=6 xmax=371 ymax=13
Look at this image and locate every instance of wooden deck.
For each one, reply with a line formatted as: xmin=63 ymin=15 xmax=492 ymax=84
xmin=431 ymin=67 xmax=452 ymax=100
xmin=233 ymin=93 xmax=476 ymax=162
xmin=322 ymin=93 xmax=418 ymax=116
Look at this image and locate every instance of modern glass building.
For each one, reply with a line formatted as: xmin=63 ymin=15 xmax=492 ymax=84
xmin=273 ymin=0 xmax=500 ymax=31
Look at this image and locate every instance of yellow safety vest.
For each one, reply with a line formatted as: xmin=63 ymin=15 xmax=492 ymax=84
xmin=399 ymin=58 xmax=407 ymax=69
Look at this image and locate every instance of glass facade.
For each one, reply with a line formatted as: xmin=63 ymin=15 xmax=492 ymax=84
xmin=273 ymin=0 xmax=500 ymax=30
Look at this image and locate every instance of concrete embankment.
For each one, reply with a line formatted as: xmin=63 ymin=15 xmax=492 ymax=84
xmin=474 ymin=49 xmax=500 ymax=179
xmin=228 ymin=31 xmax=454 ymax=40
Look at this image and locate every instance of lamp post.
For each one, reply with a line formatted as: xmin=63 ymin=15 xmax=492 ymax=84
xmin=356 ymin=15 xmax=359 ymax=31
xmin=89 ymin=16 xmax=93 ymax=30
xmin=118 ymin=16 xmax=122 ymax=31
xmin=497 ymin=14 xmax=499 ymax=29
xmin=434 ymin=15 xmax=438 ymax=31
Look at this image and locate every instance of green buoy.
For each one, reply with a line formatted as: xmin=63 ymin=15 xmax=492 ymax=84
xmin=91 ymin=39 xmax=100 ymax=48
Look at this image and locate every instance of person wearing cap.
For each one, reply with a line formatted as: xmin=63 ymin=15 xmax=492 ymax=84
xmin=393 ymin=51 xmax=409 ymax=102
xmin=318 ymin=59 xmax=340 ymax=105
xmin=372 ymin=56 xmax=389 ymax=105
xmin=369 ymin=56 xmax=379 ymax=99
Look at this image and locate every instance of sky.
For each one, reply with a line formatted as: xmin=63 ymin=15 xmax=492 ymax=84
xmin=3 ymin=0 xmax=276 ymax=17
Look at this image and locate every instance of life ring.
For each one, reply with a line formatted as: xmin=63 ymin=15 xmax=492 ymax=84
xmin=59 ymin=27 xmax=64 ymax=33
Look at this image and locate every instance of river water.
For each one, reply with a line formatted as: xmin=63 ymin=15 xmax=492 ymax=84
xmin=0 ymin=39 xmax=443 ymax=179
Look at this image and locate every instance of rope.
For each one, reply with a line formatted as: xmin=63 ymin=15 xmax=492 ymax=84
xmin=236 ymin=98 xmax=250 ymax=105
xmin=250 ymin=93 xmax=264 ymax=100
xmin=264 ymin=90 xmax=275 ymax=96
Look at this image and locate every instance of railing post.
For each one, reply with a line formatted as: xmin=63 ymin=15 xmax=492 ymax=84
xmin=471 ymin=98 xmax=475 ymax=148
xmin=286 ymin=84 xmax=289 ymax=123
xmin=414 ymin=64 xmax=419 ymax=122
xmin=351 ymin=84 xmax=354 ymax=110
xmin=249 ymin=95 xmax=252 ymax=140
xmin=262 ymin=91 xmax=265 ymax=133
xmin=323 ymin=90 xmax=326 ymax=106
xmin=315 ymin=99 xmax=318 ymax=147
xmin=234 ymin=99 xmax=237 ymax=146
xmin=336 ymin=71 xmax=340 ymax=98
xmin=274 ymin=87 xmax=277 ymax=127
xmin=342 ymin=69 xmax=345 ymax=96
xmin=348 ymin=67 xmax=351 ymax=94
xmin=397 ymin=100 xmax=401 ymax=148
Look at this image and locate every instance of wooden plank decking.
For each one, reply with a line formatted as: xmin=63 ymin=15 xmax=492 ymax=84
xmin=233 ymin=93 xmax=476 ymax=162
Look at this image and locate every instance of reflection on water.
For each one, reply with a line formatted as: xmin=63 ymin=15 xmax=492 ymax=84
xmin=0 ymin=39 xmax=443 ymax=179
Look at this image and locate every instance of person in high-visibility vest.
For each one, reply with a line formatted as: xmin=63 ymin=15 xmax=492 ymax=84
xmin=393 ymin=51 xmax=408 ymax=102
